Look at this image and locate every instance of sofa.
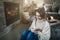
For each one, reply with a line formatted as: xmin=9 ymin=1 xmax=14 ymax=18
xmin=50 ymin=22 xmax=60 ymax=40
xmin=44 ymin=3 xmax=60 ymax=40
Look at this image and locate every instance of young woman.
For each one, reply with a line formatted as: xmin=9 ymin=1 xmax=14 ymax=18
xmin=20 ymin=7 xmax=50 ymax=40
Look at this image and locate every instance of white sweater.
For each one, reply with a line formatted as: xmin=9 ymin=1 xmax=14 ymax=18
xmin=30 ymin=19 xmax=50 ymax=40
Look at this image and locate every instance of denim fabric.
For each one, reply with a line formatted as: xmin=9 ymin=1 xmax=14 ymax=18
xmin=20 ymin=29 xmax=38 ymax=40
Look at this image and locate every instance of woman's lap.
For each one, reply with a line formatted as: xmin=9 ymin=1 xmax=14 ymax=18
xmin=20 ymin=29 xmax=30 ymax=40
xmin=26 ymin=32 xmax=38 ymax=40
xmin=22 ymin=29 xmax=30 ymax=36
xmin=20 ymin=29 xmax=38 ymax=40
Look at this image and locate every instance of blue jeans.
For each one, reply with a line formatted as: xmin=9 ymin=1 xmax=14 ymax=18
xmin=20 ymin=29 xmax=39 ymax=40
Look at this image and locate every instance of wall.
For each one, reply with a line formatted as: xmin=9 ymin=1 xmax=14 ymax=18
xmin=0 ymin=0 xmax=23 ymax=40
xmin=44 ymin=0 xmax=60 ymax=4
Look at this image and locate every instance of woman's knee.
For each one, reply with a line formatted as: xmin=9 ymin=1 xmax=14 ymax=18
xmin=26 ymin=32 xmax=38 ymax=40
xmin=26 ymin=32 xmax=35 ymax=40
xmin=20 ymin=29 xmax=30 ymax=40
xmin=22 ymin=29 xmax=30 ymax=35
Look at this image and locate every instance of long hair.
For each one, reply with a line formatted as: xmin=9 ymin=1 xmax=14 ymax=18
xmin=35 ymin=7 xmax=45 ymax=19
xmin=35 ymin=7 xmax=46 ymax=25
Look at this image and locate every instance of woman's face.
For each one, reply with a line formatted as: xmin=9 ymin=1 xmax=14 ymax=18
xmin=36 ymin=12 xmax=42 ymax=20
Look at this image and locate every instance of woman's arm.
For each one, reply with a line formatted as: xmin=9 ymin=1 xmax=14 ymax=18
xmin=38 ymin=21 xmax=50 ymax=40
xmin=29 ymin=19 xmax=35 ymax=30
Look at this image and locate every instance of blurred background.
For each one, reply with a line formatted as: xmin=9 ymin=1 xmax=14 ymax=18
xmin=0 ymin=0 xmax=60 ymax=40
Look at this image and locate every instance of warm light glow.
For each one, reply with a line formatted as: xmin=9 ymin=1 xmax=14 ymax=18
xmin=36 ymin=0 xmax=44 ymax=8
xmin=24 ymin=0 xmax=32 ymax=6
xmin=24 ymin=0 xmax=44 ymax=8
xmin=50 ymin=16 xmax=54 ymax=20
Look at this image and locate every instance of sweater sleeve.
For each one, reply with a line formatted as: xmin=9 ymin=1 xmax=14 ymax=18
xmin=29 ymin=19 xmax=35 ymax=30
xmin=38 ymin=21 xmax=50 ymax=40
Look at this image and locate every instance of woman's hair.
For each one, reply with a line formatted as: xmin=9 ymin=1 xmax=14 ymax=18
xmin=35 ymin=7 xmax=45 ymax=19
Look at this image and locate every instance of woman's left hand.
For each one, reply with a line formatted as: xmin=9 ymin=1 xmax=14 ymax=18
xmin=33 ymin=30 xmax=38 ymax=34
xmin=31 ymin=29 xmax=38 ymax=34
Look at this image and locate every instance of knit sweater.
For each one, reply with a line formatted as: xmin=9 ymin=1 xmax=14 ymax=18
xmin=30 ymin=19 xmax=50 ymax=40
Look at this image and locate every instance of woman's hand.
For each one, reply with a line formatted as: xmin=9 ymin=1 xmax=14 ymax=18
xmin=33 ymin=30 xmax=38 ymax=34
xmin=31 ymin=29 xmax=38 ymax=34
